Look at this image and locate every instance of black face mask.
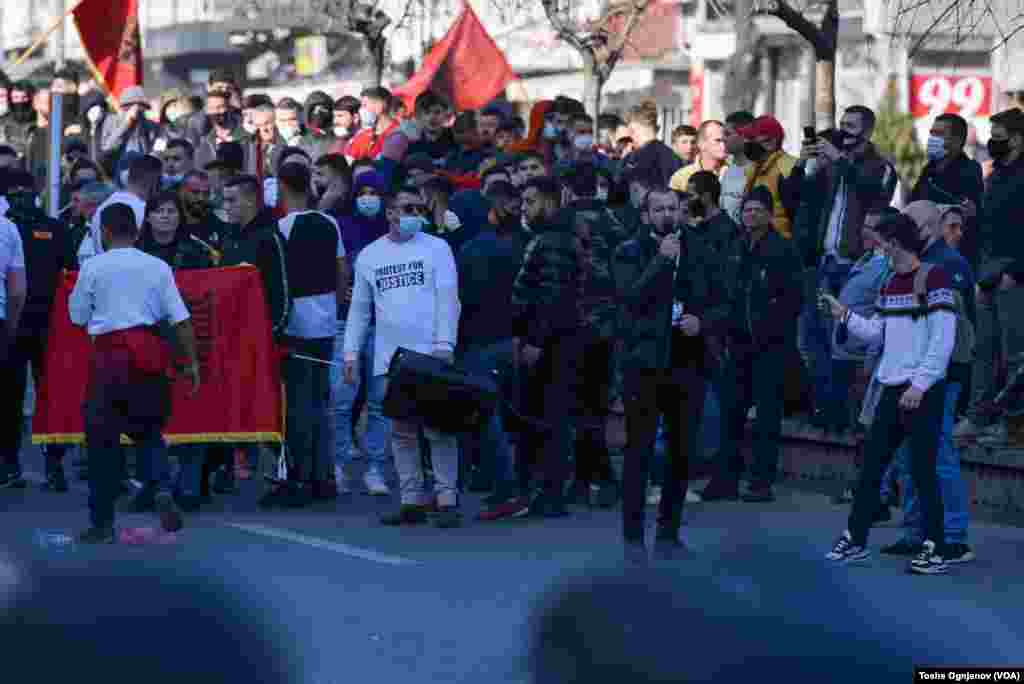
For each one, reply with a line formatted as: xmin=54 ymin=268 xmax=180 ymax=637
xmin=841 ymin=133 xmax=863 ymax=150
xmin=988 ymin=138 xmax=1011 ymax=161
xmin=11 ymin=101 xmax=34 ymax=124
xmin=309 ymin=109 xmax=333 ymax=132
xmin=744 ymin=141 xmax=767 ymax=162
xmin=689 ymin=197 xmax=705 ymax=220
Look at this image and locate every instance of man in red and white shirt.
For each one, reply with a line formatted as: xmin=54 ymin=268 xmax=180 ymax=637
xmin=69 ymin=203 xmax=201 ymax=543
xmin=821 ymin=213 xmax=955 ymax=575
xmin=341 ymin=87 xmax=399 ymax=162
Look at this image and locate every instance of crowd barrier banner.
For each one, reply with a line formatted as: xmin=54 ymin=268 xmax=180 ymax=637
xmin=32 ymin=266 xmax=284 ymax=445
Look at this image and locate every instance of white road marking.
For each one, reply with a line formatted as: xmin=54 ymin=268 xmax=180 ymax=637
xmin=224 ymin=522 xmax=421 ymax=566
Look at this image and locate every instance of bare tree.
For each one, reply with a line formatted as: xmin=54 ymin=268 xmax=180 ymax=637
xmin=540 ymin=0 xmax=653 ymax=125
xmin=754 ymin=0 xmax=839 ymax=130
xmin=722 ymin=0 xmax=763 ymax=115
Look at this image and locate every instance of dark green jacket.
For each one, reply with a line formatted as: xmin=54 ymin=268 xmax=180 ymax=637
xmin=511 ymin=212 xmax=586 ymax=349
xmin=562 ymin=198 xmax=632 ymax=340
xmin=613 ymin=227 xmax=729 ymax=372
xmin=220 ymin=208 xmax=291 ymax=338
xmin=729 ymin=228 xmax=804 ymax=349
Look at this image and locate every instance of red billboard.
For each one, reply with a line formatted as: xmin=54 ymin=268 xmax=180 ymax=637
xmin=910 ymin=73 xmax=992 ymax=120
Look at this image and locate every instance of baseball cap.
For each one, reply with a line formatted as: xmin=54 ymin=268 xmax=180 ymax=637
xmin=737 ymin=115 xmax=785 ymax=142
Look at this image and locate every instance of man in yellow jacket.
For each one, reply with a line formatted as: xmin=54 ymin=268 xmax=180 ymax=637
xmin=737 ymin=116 xmax=797 ymax=239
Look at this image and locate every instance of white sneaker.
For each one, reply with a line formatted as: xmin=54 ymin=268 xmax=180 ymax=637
xmin=364 ymin=468 xmax=391 ymax=496
xmin=647 ymin=486 xmax=662 ymax=506
xmin=334 ymin=466 xmax=353 ymax=494
xmin=952 ymin=417 xmax=981 ymax=439
xmin=978 ymin=421 xmax=1008 ymax=445
xmin=747 ymin=407 xmax=757 ymax=420
xmin=686 ymin=489 xmax=701 ymax=504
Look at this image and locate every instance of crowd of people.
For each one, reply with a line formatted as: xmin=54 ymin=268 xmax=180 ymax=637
xmin=1 ymin=65 xmax=1024 ymax=575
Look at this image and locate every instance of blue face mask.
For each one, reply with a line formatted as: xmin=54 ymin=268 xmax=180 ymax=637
xmin=356 ymin=194 xmax=381 ymax=217
xmin=398 ymin=214 xmax=426 ymax=238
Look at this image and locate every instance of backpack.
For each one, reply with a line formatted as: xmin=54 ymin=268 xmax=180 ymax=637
xmin=912 ymin=262 xmax=975 ymax=364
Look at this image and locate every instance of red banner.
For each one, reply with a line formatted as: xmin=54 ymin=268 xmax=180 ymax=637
xmin=393 ymin=3 xmax=514 ymax=112
xmin=73 ymin=0 xmax=144 ymax=105
xmin=32 ymin=266 xmax=283 ymax=445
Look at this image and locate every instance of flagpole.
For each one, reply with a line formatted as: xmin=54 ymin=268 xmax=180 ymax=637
xmin=13 ymin=0 xmax=88 ymax=67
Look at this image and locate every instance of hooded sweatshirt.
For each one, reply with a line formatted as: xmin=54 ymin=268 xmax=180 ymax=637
xmin=339 ymin=171 xmax=390 ymax=265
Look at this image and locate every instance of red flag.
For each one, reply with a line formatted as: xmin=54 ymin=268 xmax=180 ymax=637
xmin=32 ymin=267 xmax=284 ymax=446
xmin=72 ymin=0 xmax=144 ymax=106
xmin=393 ymin=3 xmax=514 ymax=112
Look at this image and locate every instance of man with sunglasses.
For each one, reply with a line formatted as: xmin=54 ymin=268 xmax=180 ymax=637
xmin=343 ymin=185 xmax=462 ymax=528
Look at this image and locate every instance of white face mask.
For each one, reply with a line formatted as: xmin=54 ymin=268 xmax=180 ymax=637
xmin=595 ymin=187 xmax=609 ymax=201
xmin=356 ymin=195 xmax=382 ymax=217
xmin=926 ymin=135 xmax=946 ymax=162
xmin=87 ymin=106 xmax=103 ymax=125
xmin=279 ymin=125 xmax=300 ymax=141
xmin=574 ymin=134 xmax=594 ymax=151
xmin=542 ymin=122 xmax=559 ymax=140
xmin=242 ymin=121 xmax=257 ymax=135
xmin=360 ymin=109 xmax=378 ymax=129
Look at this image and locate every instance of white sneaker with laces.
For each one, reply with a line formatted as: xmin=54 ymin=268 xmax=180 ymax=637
xmin=952 ymin=417 xmax=981 ymax=439
xmin=908 ymin=540 xmax=948 ymax=575
xmin=685 ymin=489 xmax=701 ymax=504
xmin=364 ymin=468 xmax=391 ymax=496
xmin=825 ymin=530 xmax=871 ymax=564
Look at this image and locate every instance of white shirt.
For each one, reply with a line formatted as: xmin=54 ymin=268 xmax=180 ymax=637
xmin=720 ymin=161 xmax=751 ymax=225
xmin=0 ymin=216 xmax=25 ymax=317
xmin=344 ymin=232 xmax=460 ymax=376
xmin=278 ymin=210 xmax=346 ymax=339
xmin=69 ymin=247 xmax=190 ymax=336
xmin=77 ymin=191 xmax=147 ymax=266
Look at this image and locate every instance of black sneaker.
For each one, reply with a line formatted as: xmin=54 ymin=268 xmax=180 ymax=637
xmin=908 ymin=540 xmax=948 ymax=575
xmin=175 ymin=494 xmax=201 ymax=513
xmin=697 ymin=479 xmax=740 ymax=502
xmin=825 ymin=531 xmax=871 ymax=564
xmin=155 ymin=492 xmax=184 ymax=532
xmin=212 ymin=467 xmax=238 ymax=495
xmin=257 ymin=483 xmax=287 ymax=509
xmin=653 ymin=528 xmax=693 ymax=561
xmin=380 ymin=504 xmax=429 ymax=526
xmin=43 ymin=466 xmax=69 ymax=493
xmin=0 ymin=468 xmax=26 ymax=490
xmin=881 ymin=539 xmax=922 ymax=556
xmin=282 ymin=482 xmax=313 ymax=509
xmin=431 ymin=506 xmax=463 ymax=529
xmin=944 ymin=543 xmax=976 ymax=565
xmin=624 ymin=541 xmax=648 ymax=566
xmin=78 ymin=526 xmax=115 ymax=544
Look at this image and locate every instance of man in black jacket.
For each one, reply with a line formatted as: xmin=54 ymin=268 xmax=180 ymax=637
xmin=511 ymin=176 xmax=586 ymax=518
xmin=699 ymin=187 xmax=804 ymax=503
xmin=909 ymin=113 xmax=984 ymax=269
xmin=0 ymin=171 xmax=72 ymax=491
xmin=613 ymin=187 xmax=729 ymax=563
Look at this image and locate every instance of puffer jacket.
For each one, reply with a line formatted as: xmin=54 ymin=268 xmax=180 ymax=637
xmin=511 ymin=211 xmax=586 ymax=349
xmin=729 ymin=228 xmax=804 ymax=349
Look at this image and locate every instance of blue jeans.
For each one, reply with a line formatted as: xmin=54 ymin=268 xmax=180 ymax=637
xmin=459 ymin=340 xmax=516 ymax=497
xmin=329 ymin=321 xmax=390 ymax=473
xmin=798 ymin=259 xmax=853 ymax=423
xmin=172 ymin=445 xmax=205 ymax=497
xmin=881 ymin=381 xmax=969 ymax=544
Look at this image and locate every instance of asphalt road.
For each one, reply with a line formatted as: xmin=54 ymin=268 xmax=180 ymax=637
xmin=2 ymin=443 xmax=1024 ymax=683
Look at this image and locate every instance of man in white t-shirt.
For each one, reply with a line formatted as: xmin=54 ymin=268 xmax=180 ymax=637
xmin=719 ymin=111 xmax=756 ymax=225
xmin=343 ymin=185 xmax=462 ymax=528
xmin=77 ymin=154 xmax=161 ymax=265
xmin=69 ymin=203 xmax=201 ymax=543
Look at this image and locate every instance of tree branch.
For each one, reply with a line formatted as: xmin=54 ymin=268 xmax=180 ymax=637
xmin=541 ymin=0 xmax=586 ymax=51
xmin=754 ymin=0 xmax=834 ymax=59
xmin=603 ymin=0 xmax=651 ymax=76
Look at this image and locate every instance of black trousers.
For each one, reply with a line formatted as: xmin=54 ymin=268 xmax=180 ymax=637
xmin=849 ymin=381 xmax=946 ymax=551
xmin=519 ymin=333 xmax=582 ymax=498
xmin=621 ymin=367 xmax=705 ymax=543
xmin=0 ymin=328 xmax=68 ymax=471
xmin=84 ymin=352 xmax=171 ymax=529
xmin=574 ymin=335 xmax=615 ymax=485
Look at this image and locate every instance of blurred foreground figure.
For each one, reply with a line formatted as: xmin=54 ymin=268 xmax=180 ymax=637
xmin=528 ymin=560 xmax=1020 ymax=683
xmin=0 ymin=559 xmax=301 ymax=683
